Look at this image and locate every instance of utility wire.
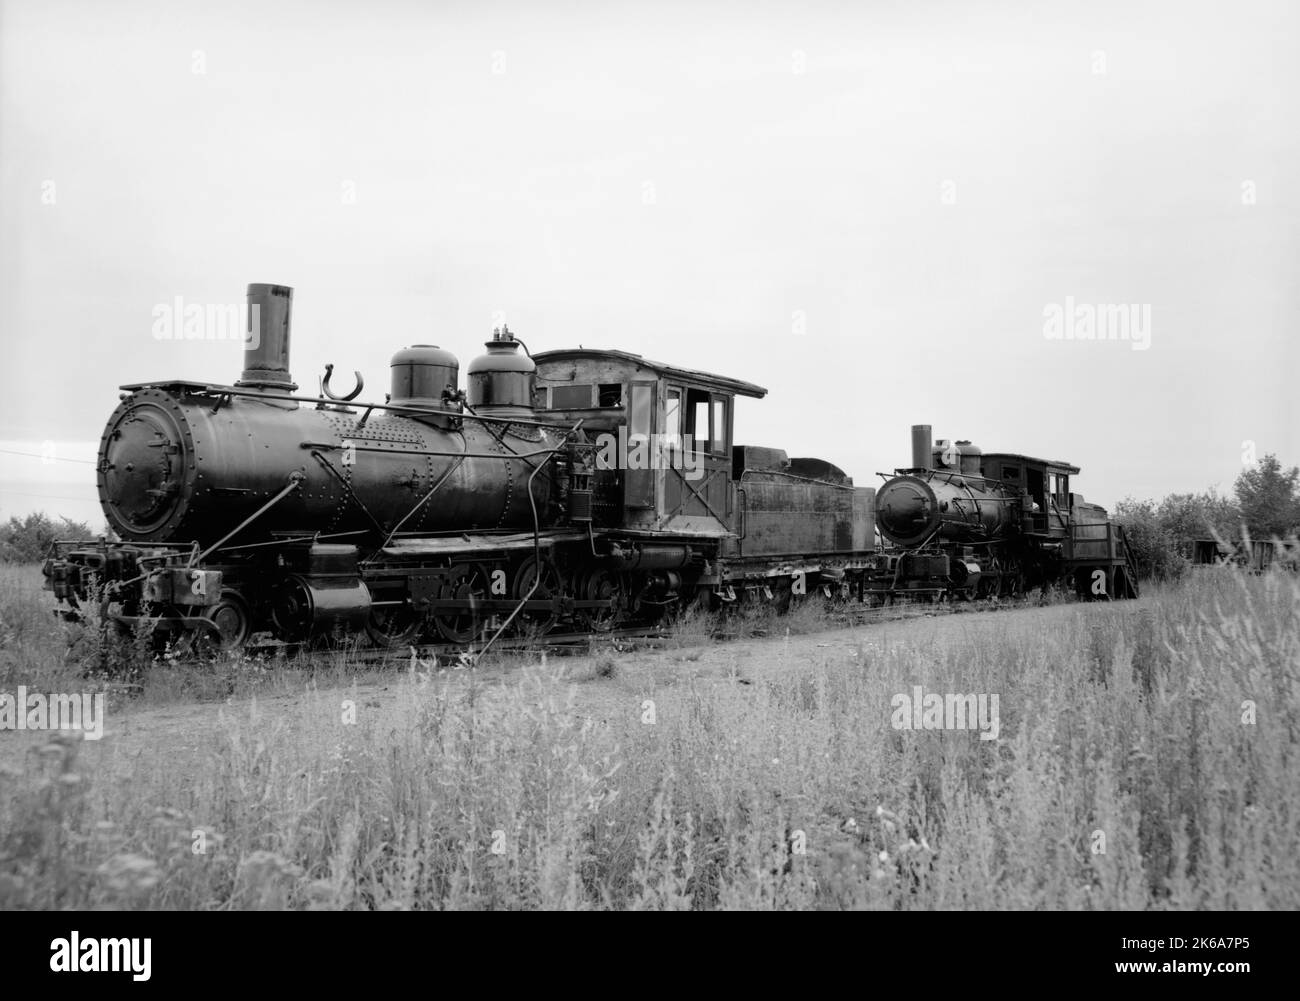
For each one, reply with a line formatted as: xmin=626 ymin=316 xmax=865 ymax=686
xmin=0 ymin=448 xmax=96 ymax=465
xmin=0 ymin=488 xmax=98 ymax=502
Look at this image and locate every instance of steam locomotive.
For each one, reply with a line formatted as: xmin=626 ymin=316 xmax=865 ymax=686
xmin=872 ymin=428 xmax=1139 ymax=601
xmin=43 ymin=283 xmax=1137 ymax=652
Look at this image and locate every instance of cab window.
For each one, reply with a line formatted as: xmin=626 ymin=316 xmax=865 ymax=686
xmin=598 ymin=383 xmax=622 ymax=407
xmin=710 ymin=397 xmax=728 ymax=454
xmin=1050 ymin=473 xmax=1070 ymax=507
xmin=550 ymin=384 xmax=592 ymax=409
xmin=684 ymin=388 xmax=710 ymax=454
xmin=664 ymin=389 xmax=682 ymax=450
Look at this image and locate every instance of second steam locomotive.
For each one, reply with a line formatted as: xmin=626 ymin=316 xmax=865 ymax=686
xmin=45 ymin=283 xmax=1139 ymax=652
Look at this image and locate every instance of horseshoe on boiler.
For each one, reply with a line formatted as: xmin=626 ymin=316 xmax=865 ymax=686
xmin=321 ymin=363 xmax=365 ymax=402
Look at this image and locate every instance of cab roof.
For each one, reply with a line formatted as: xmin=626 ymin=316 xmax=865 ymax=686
xmin=533 ymin=348 xmax=768 ymax=399
xmin=982 ymin=451 xmax=1081 ymax=475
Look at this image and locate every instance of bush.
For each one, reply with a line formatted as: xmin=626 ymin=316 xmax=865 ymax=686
xmin=1114 ymin=498 xmax=1187 ymax=582
xmin=1156 ymin=490 xmax=1242 ymax=556
xmin=0 ymin=511 xmax=97 ymax=564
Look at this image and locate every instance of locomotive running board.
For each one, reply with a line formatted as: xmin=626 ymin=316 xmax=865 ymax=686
xmin=379 ymin=529 xmax=591 ymax=556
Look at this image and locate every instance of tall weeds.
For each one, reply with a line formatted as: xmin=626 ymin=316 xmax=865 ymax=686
xmin=0 ymin=565 xmax=1296 ymax=909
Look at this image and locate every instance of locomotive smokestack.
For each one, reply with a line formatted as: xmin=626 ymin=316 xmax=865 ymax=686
xmin=911 ymin=424 xmax=932 ymax=471
xmin=237 ymin=283 xmax=297 ymax=390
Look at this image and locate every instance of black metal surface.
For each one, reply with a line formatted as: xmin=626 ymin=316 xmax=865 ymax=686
xmin=96 ymin=389 xmax=559 ymax=546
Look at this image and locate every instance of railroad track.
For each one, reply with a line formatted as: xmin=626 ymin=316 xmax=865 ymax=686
xmin=255 ymin=592 xmax=1049 ymax=670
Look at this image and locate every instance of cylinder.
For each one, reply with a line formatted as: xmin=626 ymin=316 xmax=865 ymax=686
xmin=270 ymin=575 xmax=371 ymax=641
xmin=607 ymin=543 xmax=692 ymax=570
xmin=238 ymin=283 xmax=296 ymax=390
xmin=910 ymin=425 xmax=932 ymax=471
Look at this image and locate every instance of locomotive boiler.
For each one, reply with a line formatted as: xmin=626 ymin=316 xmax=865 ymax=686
xmin=100 ymin=284 xmax=558 ymax=549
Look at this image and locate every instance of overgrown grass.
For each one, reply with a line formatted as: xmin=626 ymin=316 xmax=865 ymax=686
xmin=0 ymin=564 xmax=400 ymax=706
xmin=1 ymin=564 xmax=1297 ymax=909
xmin=0 ymin=565 xmax=86 ymax=696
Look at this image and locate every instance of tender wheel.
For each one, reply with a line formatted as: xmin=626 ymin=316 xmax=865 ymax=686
xmin=433 ymin=563 xmax=489 ymax=644
xmin=512 ymin=556 xmax=562 ymax=635
xmin=366 ymin=601 xmax=422 ymax=648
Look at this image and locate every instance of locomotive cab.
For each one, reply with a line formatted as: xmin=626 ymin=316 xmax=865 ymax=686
xmin=980 ymin=453 xmax=1078 ymax=538
xmin=532 ymin=348 xmax=766 ymax=536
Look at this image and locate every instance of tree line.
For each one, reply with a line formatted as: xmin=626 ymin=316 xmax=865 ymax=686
xmin=1115 ymin=453 xmax=1300 ymax=580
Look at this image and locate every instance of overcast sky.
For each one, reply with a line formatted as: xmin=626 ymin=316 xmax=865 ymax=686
xmin=2 ymin=0 xmax=1296 ymax=528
